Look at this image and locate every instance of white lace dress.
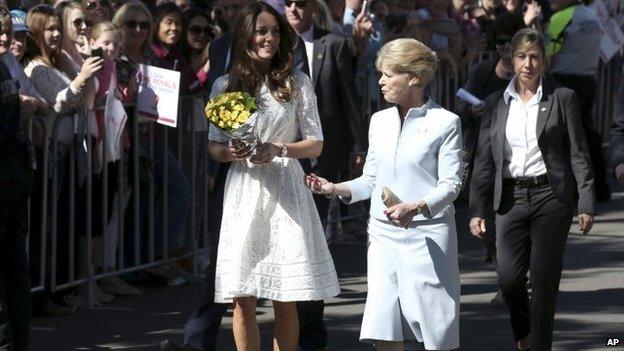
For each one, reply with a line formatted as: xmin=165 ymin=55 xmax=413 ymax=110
xmin=209 ymin=71 xmax=340 ymax=302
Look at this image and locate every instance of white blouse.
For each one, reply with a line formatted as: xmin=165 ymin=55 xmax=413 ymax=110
xmin=344 ymin=99 xmax=462 ymax=222
xmin=503 ymin=77 xmax=547 ymax=178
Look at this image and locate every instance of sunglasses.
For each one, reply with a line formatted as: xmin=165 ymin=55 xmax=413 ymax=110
xmin=285 ymin=0 xmax=308 ymax=8
xmin=125 ymin=20 xmax=150 ymax=31
xmin=85 ymin=0 xmax=110 ymax=10
xmin=188 ymin=25 xmax=211 ymax=36
xmin=72 ymin=17 xmax=93 ymax=29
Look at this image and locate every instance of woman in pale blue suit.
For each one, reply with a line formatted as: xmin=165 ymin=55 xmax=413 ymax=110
xmin=306 ymin=38 xmax=462 ymax=351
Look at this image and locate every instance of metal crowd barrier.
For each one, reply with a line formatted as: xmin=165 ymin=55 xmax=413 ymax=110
xmin=430 ymin=52 xmax=459 ymax=111
xmin=25 ymin=93 xmax=212 ymax=308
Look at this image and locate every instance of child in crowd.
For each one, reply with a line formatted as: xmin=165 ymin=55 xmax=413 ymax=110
xmin=88 ymin=21 xmax=142 ymax=297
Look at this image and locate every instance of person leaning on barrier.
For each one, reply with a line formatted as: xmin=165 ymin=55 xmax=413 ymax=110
xmin=469 ymin=28 xmax=595 ymax=351
xmin=0 ymin=19 xmax=35 ymax=351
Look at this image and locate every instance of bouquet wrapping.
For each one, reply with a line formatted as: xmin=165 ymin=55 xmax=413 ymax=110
xmin=204 ymin=91 xmax=260 ymax=151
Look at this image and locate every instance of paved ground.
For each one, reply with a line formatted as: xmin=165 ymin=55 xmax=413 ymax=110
xmin=30 ymin=182 xmax=624 ymax=351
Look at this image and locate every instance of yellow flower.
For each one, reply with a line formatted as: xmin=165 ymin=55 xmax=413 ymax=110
xmin=205 ymin=91 xmax=257 ymax=133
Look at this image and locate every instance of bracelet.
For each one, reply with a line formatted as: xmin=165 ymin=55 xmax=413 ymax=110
xmin=325 ymin=183 xmax=338 ymax=199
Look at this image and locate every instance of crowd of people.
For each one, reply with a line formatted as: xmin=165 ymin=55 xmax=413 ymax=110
xmin=0 ymin=0 xmax=622 ymax=350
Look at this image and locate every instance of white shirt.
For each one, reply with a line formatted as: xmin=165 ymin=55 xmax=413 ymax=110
xmin=300 ymin=26 xmax=314 ymax=77
xmin=344 ymin=99 xmax=462 ymax=222
xmin=503 ymin=77 xmax=547 ymax=178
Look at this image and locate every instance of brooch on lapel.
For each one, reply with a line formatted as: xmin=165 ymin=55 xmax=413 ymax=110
xmin=540 ymin=107 xmax=547 ymax=112
xmin=317 ymin=53 xmax=324 ymax=60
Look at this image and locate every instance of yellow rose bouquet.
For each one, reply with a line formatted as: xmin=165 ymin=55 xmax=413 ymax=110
xmin=204 ymin=91 xmax=260 ymax=151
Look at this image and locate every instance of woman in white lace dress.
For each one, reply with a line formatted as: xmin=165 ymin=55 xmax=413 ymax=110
xmin=207 ymin=3 xmax=340 ymax=350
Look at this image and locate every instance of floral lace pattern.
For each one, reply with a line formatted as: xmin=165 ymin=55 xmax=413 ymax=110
xmin=210 ymin=71 xmax=340 ymax=302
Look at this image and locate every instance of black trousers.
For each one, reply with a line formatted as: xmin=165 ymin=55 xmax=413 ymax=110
xmin=495 ymin=183 xmax=573 ymax=351
xmin=0 ymin=174 xmax=33 ymax=351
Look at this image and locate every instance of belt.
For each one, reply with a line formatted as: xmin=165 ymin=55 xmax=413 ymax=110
xmin=503 ymin=174 xmax=549 ymax=188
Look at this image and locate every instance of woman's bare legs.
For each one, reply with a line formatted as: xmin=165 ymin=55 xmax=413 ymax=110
xmin=273 ymin=301 xmax=299 ymax=351
xmin=376 ymin=340 xmax=404 ymax=351
xmin=233 ymin=297 xmax=260 ymax=351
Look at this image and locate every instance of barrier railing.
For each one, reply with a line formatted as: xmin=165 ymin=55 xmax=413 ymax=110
xmin=25 ymin=93 xmax=211 ymax=308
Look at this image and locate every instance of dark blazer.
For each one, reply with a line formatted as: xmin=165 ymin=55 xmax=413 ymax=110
xmin=206 ymin=32 xmax=232 ymax=95
xmin=309 ymin=26 xmax=367 ymax=178
xmin=206 ymin=33 xmax=232 ymax=181
xmin=469 ymin=79 xmax=595 ymax=218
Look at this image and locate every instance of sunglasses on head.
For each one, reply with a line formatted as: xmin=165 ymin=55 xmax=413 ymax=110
xmin=125 ymin=20 xmax=149 ymax=30
xmin=72 ymin=17 xmax=93 ymax=28
xmin=85 ymin=0 xmax=110 ymax=10
xmin=285 ymin=0 xmax=308 ymax=8
xmin=188 ymin=25 xmax=211 ymax=36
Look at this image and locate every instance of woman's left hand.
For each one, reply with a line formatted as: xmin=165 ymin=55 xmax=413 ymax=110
xmin=249 ymin=142 xmax=280 ymax=164
xmin=384 ymin=201 xmax=428 ymax=228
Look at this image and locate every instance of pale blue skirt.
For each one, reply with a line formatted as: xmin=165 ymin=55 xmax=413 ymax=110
xmin=360 ymin=216 xmax=460 ymax=350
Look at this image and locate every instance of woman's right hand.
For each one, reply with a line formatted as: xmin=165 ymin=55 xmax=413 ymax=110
xmin=227 ymin=139 xmax=254 ymax=161
xmin=78 ymin=56 xmax=104 ymax=81
xmin=305 ymin=173 xmax=334 ymax=195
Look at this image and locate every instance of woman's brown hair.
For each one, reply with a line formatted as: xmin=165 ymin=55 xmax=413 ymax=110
xmin=226 ymin=2 xmax=297 ymax=102
xmin=23 ymin=4 xmax=63 ymax=68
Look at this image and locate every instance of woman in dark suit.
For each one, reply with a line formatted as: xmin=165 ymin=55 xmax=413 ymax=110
xmin=469 ymin=28 xmax=595 ymax=351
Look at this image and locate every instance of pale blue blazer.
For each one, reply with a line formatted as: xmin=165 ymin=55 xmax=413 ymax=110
xmin=344 ymin=99 xmax=463 ymax=222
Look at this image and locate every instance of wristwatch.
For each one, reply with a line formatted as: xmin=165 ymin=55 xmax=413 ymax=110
xmin=279 ymin=143 xmax=288 ymax=157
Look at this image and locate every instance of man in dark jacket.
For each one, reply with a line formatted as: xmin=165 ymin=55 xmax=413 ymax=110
xmin=0 ymin=51 xmax=33 ymax=351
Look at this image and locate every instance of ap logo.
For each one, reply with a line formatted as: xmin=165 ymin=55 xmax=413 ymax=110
xmin=606 ymin=338 xmax=620 ymax=347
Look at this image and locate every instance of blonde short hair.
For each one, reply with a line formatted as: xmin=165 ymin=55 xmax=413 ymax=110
xmin=89 ymin=20 xmax=117 ymax=41
xmin=375 ymin=38 xmax=438 ymax=87
xmin=112 ymin=2 xmax=153 ymax=53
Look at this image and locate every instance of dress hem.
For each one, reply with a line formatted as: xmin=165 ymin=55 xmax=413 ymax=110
xmin=215 ymin=284 xmax=341 ymax=303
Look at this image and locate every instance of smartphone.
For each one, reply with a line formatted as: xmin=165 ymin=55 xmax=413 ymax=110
xmin=91 ymin=47 xmax=103 ymax=59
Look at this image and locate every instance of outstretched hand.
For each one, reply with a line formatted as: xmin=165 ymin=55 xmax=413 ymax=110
xmin=305 ymin=173 xmax=334 ymax=196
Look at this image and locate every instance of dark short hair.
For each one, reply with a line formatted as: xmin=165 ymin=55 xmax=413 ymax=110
xmin=490 ymin=13 xmax=525 ymax=40
xmin=154 ymin=2 xmax=182 ymax=29
xmin=510 ymin=27 xmax=546 ymax=58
